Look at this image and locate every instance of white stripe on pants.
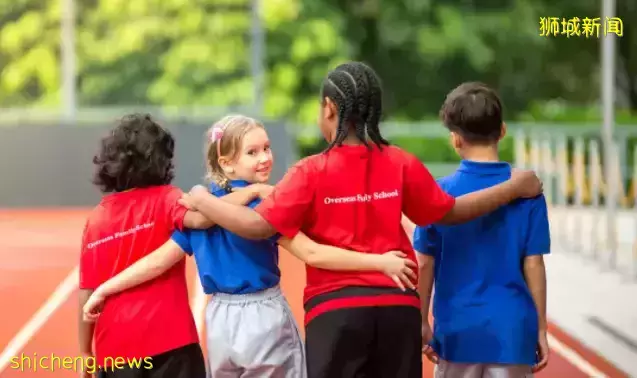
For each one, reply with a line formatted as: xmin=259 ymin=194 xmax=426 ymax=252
xmin=205 ymin=285 xmax=306 ymax=378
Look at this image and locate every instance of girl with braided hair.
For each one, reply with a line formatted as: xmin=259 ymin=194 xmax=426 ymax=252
xmin=82 ymin=114 xmax=418 ymax=378
xmin=171 ymin=62 xmax=543 ymax=378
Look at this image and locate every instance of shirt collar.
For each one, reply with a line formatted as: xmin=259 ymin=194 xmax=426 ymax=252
xmin=209 ymin=179 xmax=251 ymax=193
xmin=457 ymin=160 xmax=511 ymax=175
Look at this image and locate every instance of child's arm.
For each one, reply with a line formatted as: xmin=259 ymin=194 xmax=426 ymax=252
xmin=523 ymin=195 xmax=551 ymax=372
xmin=412 ymin=223 xmax=439 ymax=357
xmin=183 ymin=162 xmax=315 ymax=240
xmin=183 ymin=185 xmax=261 ymax=229
xmin=278 ymin=233 xmax=417 ymax=290
xmin=524 ymin=255 xmax=547 ymax=331
xmin=403 ymin=157 xmax=543 ymax=227
xmin=78 ymin=223 xmax=97 ymax=366
xmin=82 ymin=239 xmax=186 ymax=320
xmin=417 ymin=253 xmax=435 ymax=322
xmin=524 ymin=254 xmax=550 ymax=373
xmin=523 ymin=195 xmax=550 ymax=332
xmin=401 ymin=214 xmax=416 ymax=244
xmin=78 ymin=289 xmax=95 ymax=355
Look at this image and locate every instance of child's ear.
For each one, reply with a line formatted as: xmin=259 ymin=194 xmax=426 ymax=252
xmin=218 ymin=157 xmax=235 ymax=174
xmin=450 ymin=132 xmax=462 ymax=150
xmin=499 ymin=122 xmax=507 ymax=141
xmin=324 ymin=97 xmax=337 ymax=120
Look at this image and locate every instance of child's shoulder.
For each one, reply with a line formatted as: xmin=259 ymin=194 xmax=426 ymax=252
xmin=126 ymin=184 xmax=183 ymax=200
xmin=435 ymin=174 xmax=456 ymax=192
xmin=383 ymin=145 xmax=420 ymax=163
xmin=514 ymin=193 xmax=548 ymax=210
xmin=297 ymin=153 xmax=323 ymax=167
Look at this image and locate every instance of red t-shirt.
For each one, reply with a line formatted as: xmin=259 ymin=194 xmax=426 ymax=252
xmin=79 ymin=185 xmax=199 ymax=367
xmin=255 ymin=144 xmax=455 ymax=322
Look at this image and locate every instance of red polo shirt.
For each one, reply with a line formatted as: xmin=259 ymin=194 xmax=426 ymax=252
xmin=255 ymin=144 xmax=455 ymax=324
xmin=79 ymin=185 xmax=199 ymax=367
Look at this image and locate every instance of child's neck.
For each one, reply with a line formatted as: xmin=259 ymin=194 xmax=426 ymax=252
xmin=341 ymin=129 xmax=367 ymax=146
xmin=460 ymin=145 xmax=500 ymax=163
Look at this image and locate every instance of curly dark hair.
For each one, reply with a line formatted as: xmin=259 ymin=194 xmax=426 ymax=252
xmin=92 ymin=113 xmax=176 ymax=193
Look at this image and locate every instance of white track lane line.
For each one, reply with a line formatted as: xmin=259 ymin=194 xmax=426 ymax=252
xmin=547 ymin=333 xmax=607 ymax=377
xmin=0 ymin=266 xmax=79 ymax=373
xmin=0 ymin=264 xmax=612 ymax=377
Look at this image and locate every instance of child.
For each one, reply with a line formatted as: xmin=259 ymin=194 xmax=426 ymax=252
xmin=79 ymin=114 xmax=266 ymax=378
xmin=82 ymin=114 xmax=417 ymax=378
xmin=413 ymin=82 xmax=550 ymax=378
xmin=172 ymin=62 xmax=543 ymax=378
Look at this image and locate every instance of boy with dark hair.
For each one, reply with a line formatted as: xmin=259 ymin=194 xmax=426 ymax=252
xmin=413 ymin=82 xmax=550 ymax=378
xmin=79 ymin=114 xmax=260 ymax=378
xmin=167 ymin=64 xmax=544 ymax=378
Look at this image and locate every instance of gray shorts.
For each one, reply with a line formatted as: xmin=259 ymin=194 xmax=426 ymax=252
xmin=434 ymin=360 xmax=533 ymax=378
xmin=205 ymin=285 xmax=306 ymax=378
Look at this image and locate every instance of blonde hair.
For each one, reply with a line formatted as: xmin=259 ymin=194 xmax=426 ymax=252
xmin=205 ymin=114 xmax=265 ymax=190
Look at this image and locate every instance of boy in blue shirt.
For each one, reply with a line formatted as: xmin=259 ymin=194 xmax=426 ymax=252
xmin=413 ymin=82 xmax=550 ymax=377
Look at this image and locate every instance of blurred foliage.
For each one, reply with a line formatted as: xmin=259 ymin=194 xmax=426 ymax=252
xmin=1 ymin=0 xmax=636 ymax=167
xmin=1 ymin=0 xmax=636 ymax=123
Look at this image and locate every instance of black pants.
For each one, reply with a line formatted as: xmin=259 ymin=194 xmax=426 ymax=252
xmin=305 ymin=305 xmax=422 ymax=378
xmin=98 ymin=343 xmax=206 ymax=378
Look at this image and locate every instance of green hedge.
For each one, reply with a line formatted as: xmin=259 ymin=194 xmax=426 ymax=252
xmin=297 ymin=135 xmax=516 ymax=163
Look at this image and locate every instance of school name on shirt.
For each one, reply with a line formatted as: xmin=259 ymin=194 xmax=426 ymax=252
xmin=323 ymin=189 xmax=399 ymax=205
xmin=86 ymin=222 xmax=155 ymax=249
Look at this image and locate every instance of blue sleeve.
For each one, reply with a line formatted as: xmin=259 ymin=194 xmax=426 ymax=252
xmin=525 ymin=195 xmax=551 ymax=256
xmin=413 ymin=225 xmax=440 ymax=257
xmin=171 ymin=229 xmax=193 ymax=255
xmin=269 ymin=233 xmax=282 ymax=243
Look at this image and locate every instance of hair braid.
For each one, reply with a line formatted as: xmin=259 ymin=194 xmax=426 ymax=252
xmin=337 ymin=65 xmax=369 ymax=147
xmin=339 ymin=63 xmax=371 ymax=148
xmin=320 ymin=61 xmax=389 ymax=152
xmin=359 ymin=63 xmax=389 ymax=148
xmin=324 ymin=70 xmax=355 ymax=151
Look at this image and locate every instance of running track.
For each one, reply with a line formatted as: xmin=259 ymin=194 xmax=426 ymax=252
xmin=0 ymin=209 xmax=628 ymax=377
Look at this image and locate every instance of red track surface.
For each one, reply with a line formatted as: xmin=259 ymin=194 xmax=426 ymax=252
xmin=0 ymin=209 xmax=628 ymax=377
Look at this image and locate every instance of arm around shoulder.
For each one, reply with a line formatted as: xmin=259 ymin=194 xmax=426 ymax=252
xmin=437 ymin=169 xmax=543 ymax=225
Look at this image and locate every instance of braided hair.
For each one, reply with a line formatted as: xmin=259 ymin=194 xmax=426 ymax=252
xmin=320 ymin=62 xmax=390 ymax=151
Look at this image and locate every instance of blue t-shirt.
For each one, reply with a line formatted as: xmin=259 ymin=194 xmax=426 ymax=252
xmin=413 ymin=160 xmax=550 ymax=365
xmin=171 ymin=180 xmax=281 ymax=295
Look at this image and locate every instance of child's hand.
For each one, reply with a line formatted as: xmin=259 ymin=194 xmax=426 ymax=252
xmin=178 ymin=193 xmax=196 ymax=211
xmin=179 ymin=185 xmax=210 ymax=210
xmin=82 ymin=291 xmax=106 ymax=322
xmin=421 ymin=323 xmax=439 ymax=364
xmin=247 ymin=183 xmax=274 ymax=199
xmin=189 ymin=184 xmax=209 ymax=198
xmin=510 ymin=169 xmax=543 ymax=198
xmin=533 ymin=330 xmax=550 ymax=373
xmin=378 ymin=251 xmax=417 ymax=291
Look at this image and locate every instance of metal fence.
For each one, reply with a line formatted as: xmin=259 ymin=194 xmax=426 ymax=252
xmin=512 ymin=128 xmax=637 ymax=280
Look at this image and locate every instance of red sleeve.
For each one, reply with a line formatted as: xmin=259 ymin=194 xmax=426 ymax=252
xmin=79 ymin=221 xmax=100 ymax=290
xmin=164 ymin=186 xmax=188 ymax=231
xmin=402 ymin=154 xmax=455 ymax=226
xmin=255 ymin=159 xmax=315 ymax=239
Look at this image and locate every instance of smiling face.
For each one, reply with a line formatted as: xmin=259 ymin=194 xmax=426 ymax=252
xmin=206 ymin=115 xmax=273 ymax=186
xmin=220 ymin=126 xmax=273 ymax=183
